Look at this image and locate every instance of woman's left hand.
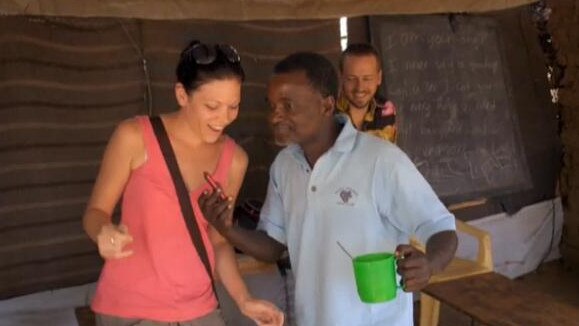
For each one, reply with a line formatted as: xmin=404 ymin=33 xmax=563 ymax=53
xmin=240 ymin=298 xmax=284 ymax=326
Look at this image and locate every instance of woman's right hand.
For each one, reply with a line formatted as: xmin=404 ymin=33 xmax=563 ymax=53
xmin=96 ymin=224 xmax=134 ymax=259
xmin=239 ymin=297 xmax=285 ymax=326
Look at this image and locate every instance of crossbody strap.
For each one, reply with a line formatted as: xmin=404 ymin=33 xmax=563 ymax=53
xmin=149 ymin=116 xmax=218 ymax=301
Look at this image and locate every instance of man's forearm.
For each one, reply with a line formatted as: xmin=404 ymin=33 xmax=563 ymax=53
xmin=425 ymin=230 xmax=458 ymax=274
xmin=225 ymin=227 xmax=286 ymax=263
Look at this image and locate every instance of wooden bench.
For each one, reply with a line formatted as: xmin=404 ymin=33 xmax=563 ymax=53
xmin=423 ymin=272 xmax=579 ymax=326
xmin=76 ymin=306 xmax=95 ymax=326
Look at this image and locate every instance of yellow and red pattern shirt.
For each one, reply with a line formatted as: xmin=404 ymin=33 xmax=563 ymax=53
xmin=336 ymin=94 xmax=397 ymax=143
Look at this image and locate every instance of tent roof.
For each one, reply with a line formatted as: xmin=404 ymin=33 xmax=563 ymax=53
xmin=1 ymin=0 xmax=537 ymax=20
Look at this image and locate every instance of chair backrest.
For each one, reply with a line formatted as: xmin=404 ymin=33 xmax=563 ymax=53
xmin=410 ymin=219 xmax=494 ymax=271
xmin=455 ymin=220 xmax=494 ymax=271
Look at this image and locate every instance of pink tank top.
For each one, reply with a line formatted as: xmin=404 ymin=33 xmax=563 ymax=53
xmin=91 ymin=116 xmax=237 ymax=321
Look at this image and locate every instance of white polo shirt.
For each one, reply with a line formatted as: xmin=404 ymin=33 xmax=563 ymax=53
xmin=258 ymin=115 xmax=455 ymax=326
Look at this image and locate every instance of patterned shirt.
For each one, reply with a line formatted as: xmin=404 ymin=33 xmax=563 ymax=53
xmin=337 ymin=94 xmax=397 ymax=143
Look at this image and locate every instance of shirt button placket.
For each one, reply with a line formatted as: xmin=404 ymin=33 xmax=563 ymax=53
xmin=308 ymin=166 xmax=317 ymax=194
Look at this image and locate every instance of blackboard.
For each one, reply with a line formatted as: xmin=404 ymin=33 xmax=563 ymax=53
xmin=370 ymin=15 xmax=532 ymax=203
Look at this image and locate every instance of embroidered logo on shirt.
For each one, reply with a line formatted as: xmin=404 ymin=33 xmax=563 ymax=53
xmin=335 ymin=187 xmax=358 ymax=206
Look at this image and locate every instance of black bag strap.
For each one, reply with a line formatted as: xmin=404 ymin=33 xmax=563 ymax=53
xmin=149 ymin=116 xmax=218 ymax=301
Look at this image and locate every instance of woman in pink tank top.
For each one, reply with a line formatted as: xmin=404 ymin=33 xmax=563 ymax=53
xmin=82 ymin=40 xmax=284 ymax=326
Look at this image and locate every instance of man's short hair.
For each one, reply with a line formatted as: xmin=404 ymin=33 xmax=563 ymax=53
xmin=339 ymin=43 xmax=381 ymax=72
xmin=273 ymin=52 xmax=338 ymax=100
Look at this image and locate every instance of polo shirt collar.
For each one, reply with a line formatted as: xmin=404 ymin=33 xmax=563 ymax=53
xmin=287 ymin=113 xmax=357 ymax=159
xmin=332 ymin=114 xmax=357 ymax=153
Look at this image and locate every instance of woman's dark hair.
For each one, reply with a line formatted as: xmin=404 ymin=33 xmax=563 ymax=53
xmin=273 ymin=52 xmax=338 ymax=100
xmin=176 ymin=40 xmax=245 ymax=93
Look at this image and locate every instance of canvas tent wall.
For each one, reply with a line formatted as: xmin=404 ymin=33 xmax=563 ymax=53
xmin=1 ymin=0 xmax=537 ymax=20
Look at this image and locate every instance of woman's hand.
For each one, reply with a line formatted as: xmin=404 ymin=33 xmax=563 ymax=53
xmin=96 ymin=223 xmax=134 ymax=259
xmin=239 ymin=298 xmax=284 ymax=326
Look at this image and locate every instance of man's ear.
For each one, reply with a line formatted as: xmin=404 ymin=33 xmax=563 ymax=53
xmin=175 ymin=83 xmax=189 ymax=107
xmin=322 ymin=95 xmax=336 ymax=117
xmin=377 ymin=69 xmax=383 ymax=86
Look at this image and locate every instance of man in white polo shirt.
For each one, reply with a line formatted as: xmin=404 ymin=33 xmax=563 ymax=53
xmin=199 ymin=52 xmax=458 ymax=326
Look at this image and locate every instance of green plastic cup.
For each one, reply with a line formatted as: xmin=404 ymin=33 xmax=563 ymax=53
xmin=353 ymin=252 xmax=400 ymax=303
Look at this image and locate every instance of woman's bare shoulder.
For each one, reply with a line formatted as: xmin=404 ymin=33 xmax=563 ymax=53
xmin=114 ymin=117 xmax=142 ymax=139
xmin=109 ymin=117 xmax=146 ymax=168
xmin=227 ymin=141 xmax=248 ymax=181
xmin=232 ymin=141 xmax=248 ymax=166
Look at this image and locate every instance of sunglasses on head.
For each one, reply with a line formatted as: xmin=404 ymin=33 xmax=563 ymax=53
xmin=188 ymin=43 xmax=241 ymax=65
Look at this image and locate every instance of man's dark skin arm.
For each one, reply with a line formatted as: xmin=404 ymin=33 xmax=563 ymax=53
xmin=223 ymin=228 xmax=286 ymax=263
xmin=396 ymin=230 xmax=458 ymax=292
xmin=198 ymin=187 xmax=286 ymax=263
xmin=199 ymin=182 xmax=458 ymax=290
